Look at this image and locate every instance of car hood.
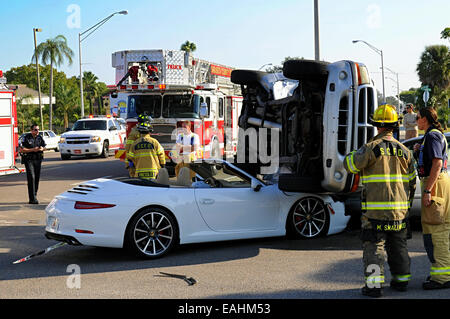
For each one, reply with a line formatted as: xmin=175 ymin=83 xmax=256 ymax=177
xmin=62 ymin=130 xmax=105 ymax=138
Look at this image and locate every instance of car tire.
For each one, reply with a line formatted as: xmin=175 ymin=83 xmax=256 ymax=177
xmin=101 ymin=141 xmax=109 ymax=158
xmin=286 ymin=197 xmax=330 ymax=239
xmin=230 ymin=69 xmax=268 ymax=86
xmin=61 ymin=154 xmax=70 ymax=160
xmin=282 ymin=60 xmax=329 ymax=82
xmin=126 ymin=207 xmax=178 ymax=259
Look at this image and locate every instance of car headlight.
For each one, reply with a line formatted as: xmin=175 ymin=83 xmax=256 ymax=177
xmin=59 ymin=137 xmax=66 ymax=144
xmin=90 ymin=136 xmax=101 ymax=143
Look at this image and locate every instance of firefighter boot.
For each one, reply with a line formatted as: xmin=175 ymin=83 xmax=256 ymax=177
xmin=361 ymin=285 xmax=383 ymax=298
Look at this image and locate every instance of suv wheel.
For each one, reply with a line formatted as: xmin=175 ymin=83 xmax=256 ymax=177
xmin=283 ymin=60 xmax=329 ymax=82
xmin=101 ymin=141 xmax=109 ymax=158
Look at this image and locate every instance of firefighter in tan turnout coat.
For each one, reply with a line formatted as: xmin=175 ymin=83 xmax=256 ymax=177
xmin=344 ymin=104 xmax=416 ymax=298
xmin=127 ymin=116 xmax=166 ymax=180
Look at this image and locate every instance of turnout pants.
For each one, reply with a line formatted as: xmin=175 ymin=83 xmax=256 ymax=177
xmin=361 ymin=218 xmax=411 ymax=287
xmin=24 ymin=159 xmax=42 ymax=202
xmin=421 ymin=173 xmax=450 ymax=284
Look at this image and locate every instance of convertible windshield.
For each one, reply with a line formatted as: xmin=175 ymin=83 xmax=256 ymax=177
xmin=72 ymin=120 xmax=106 ymax=131
xmin=162 ymin=94 xmax=199 ymax=118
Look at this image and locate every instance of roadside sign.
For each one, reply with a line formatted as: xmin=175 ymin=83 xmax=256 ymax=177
xmin=423 ymin=90 xmax=430 ymax=104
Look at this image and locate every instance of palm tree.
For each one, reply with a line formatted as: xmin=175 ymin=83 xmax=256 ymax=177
xmin=55 ymin=82 xmax=78 ymax=129
xmin=416 ymin=45 xmax=450 ymax=91
xmin=32 ymin=35 xmax=74 ymax=130
xmin=82 ymin=71 xmax=99 ymax=115
xmin=180 ymin=41 xmax=197 ymax=53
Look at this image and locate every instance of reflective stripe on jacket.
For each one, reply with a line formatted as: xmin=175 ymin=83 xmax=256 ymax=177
xmin=344 ymin=131 xmax=416 ymax=221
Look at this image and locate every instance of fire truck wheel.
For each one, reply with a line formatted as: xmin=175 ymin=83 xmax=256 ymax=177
xmin=230 ymin=70 xmax=268 ymax=86
xmin=282 ymin=60 xmax=329 ymax=82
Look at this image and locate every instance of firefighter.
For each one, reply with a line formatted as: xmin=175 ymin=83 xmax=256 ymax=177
xmin=413 ymin=107 xmax=450 ymax=290
xmin=126 ymin=117 xmax=166 ymax=180
xmin=344 ymin=104 xmax=416 ymax=297
xmin=125 ymin=113 xmax=151 ymax=177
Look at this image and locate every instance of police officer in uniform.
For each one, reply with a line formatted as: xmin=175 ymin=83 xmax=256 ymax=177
xmin=413 ymin=107 xmax=450 ymax=290
xmin=126 ymin=117 xmax=166 ymax=180
xmin=19 ymin=124 xmax=46 ymax=204
xmin=344 ymin=104 xmax=416 ymax=297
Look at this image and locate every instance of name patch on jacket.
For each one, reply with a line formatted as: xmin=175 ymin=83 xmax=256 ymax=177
xmin=134 ymin=141 xmax=155 ymax=150
xmin=373 ymin=142 xmax=408 ymax=159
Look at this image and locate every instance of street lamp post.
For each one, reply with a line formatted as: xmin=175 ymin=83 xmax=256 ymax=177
xmin=385 ymin=66 xmax=400 ymax=112
xmin=79 ymin=10 xmax=128 ymax=118
xmin=352 ymin=40 xmax=386 ymax=104
xmin=33 ymin=28 xmax=43 ymax=129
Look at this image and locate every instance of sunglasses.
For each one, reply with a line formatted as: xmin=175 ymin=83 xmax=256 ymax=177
xmin=32 ymin=128 xmax=39 ymax=131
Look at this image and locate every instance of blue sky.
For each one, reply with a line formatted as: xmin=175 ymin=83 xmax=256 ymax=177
xmin=1 ymin=0 xmax=449 ymax=98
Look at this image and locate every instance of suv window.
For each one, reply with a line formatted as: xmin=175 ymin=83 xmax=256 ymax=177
xmin=73 ymin=120 xmax=107 ymax=131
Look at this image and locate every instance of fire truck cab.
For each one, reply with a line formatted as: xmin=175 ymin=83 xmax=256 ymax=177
xmin=111 ymin=49 xmax=242 ymax=167
xmin=0 ymin=70 xmax=22 ymax=176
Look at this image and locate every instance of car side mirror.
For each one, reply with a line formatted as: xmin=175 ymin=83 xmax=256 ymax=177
xmin=109 ymin=126 xmax=117 ymax=131
xmin=199 ymin=103 xmax=208 ymax=118
xmin=251 ymin=179 xmax=262 ymax=192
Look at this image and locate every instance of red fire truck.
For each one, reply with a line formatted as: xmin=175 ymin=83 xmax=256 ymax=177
xmin=111 ymin=49 xmax=242 ymax=166
xmin=0 ymin=70 xmax=22 ymax=176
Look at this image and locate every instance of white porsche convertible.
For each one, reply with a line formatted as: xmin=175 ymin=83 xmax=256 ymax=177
xmin=45 ymin=160 xmax=350 ymax=259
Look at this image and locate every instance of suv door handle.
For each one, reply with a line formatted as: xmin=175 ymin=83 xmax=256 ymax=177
xmin=200 ymin=198 xmax=215 ymax=205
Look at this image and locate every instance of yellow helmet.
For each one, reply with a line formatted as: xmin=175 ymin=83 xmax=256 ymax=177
xmin=370 ymin=104 xmax=399 ymax=127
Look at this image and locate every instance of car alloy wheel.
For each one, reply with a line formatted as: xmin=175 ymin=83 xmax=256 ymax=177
xmin=289 ymin=197 xmax=329 ymax=238
xmin=128 ymin=208 xmax=177 ymax=259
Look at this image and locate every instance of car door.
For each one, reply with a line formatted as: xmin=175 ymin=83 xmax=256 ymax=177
xmin=108 ymin=120 xmax=120 ymax=149
xmin=193 ymin=163 xmax=280 ymax=232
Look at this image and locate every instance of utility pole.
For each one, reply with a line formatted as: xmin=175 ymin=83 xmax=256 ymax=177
xmin=314 ymin=0 xmax=320 ymax=61
xmin=33 ymin=28 xmax=43 ymax=129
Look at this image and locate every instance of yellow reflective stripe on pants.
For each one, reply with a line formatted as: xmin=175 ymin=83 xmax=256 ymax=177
xmin=365 ymin=276 xmax=385 ymax=284
xmin=346 ymin=152 xmax=360 ymax=174
xmin=430 ymin=267 xmax=450 ymax=276
xmin=362 ymin=201 xmax=410 ymax=210
xmin=392 ymin=274 xmax=411 ymax=282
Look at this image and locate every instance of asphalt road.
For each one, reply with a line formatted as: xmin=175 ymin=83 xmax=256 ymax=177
xmin=0 ymin=151 xmax=448 ymax=302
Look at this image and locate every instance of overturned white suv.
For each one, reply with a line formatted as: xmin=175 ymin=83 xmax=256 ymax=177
xmin=231 ymin=59 xmax=377 ymax=194
xmin=59 ymin=117 xmax=126 ymax=160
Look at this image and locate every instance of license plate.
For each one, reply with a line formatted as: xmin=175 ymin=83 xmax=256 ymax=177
xmin=74 ymin=150 xmax=81 ymax=154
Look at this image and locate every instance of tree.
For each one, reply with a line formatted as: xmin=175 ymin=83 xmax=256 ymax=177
xmin=54 ymin=81 xmax=78 ymax=129
xmin=180 ymin=41 xmax=197 ymax=53
xmin=82 ymin=71 xmax=99 ymax=115
xmin=441 ymin=27 xmax=450 ymax=42
xmin=416 ymin=45 xmax=450 ymax=92
xmin=32 ymin=35 xmax=74 ymax=130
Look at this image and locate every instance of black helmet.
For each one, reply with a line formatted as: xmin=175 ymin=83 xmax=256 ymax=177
xmin=136 ymin=116 xmax=153 ymax=133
